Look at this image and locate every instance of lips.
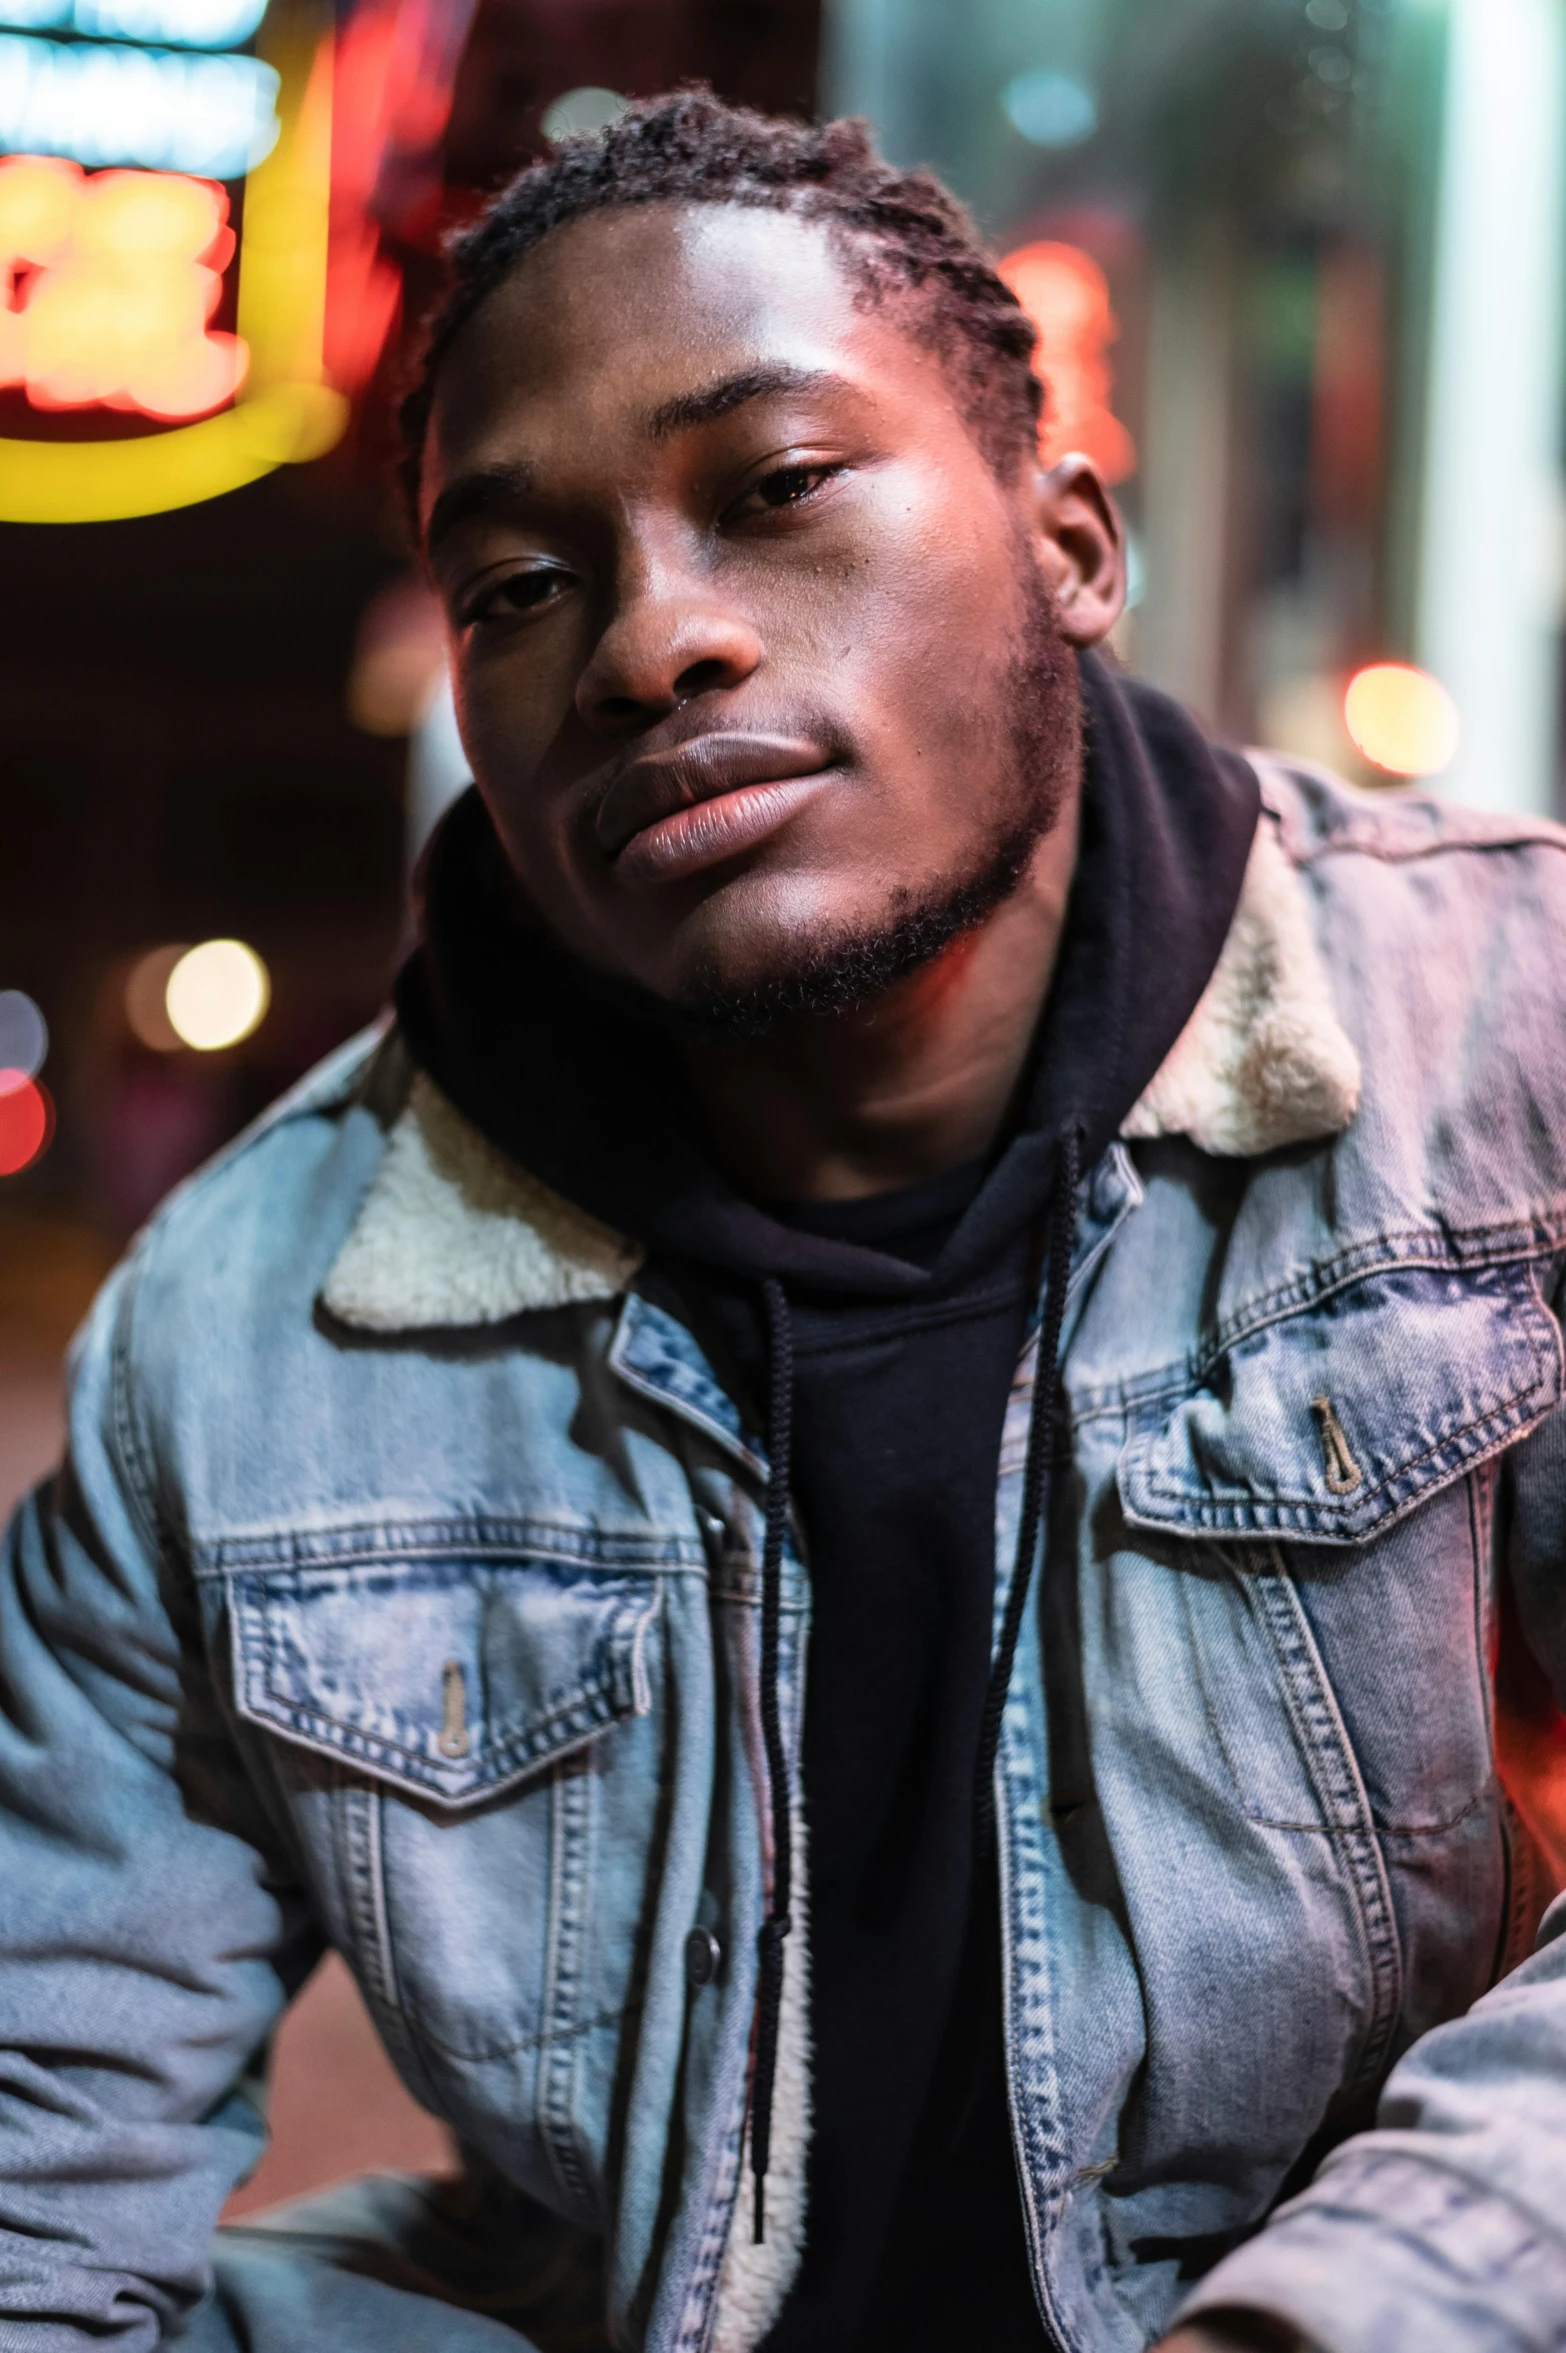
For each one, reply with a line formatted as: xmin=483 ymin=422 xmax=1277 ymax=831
xmin=595 ymin=731 xmax=836 ymax=880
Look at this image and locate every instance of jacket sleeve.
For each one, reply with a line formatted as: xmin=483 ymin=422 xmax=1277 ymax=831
xmin=1173 ymin=1292 xmax=1566 ymax=2353
xmin=0 ymin=1247 xmax=321 ymax=2347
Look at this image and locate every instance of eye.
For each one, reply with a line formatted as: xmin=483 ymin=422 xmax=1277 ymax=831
xmin=462 ymin=566 xmax=571 ymax=627
xmin=731 ymin=462 xmax=842 ymax=521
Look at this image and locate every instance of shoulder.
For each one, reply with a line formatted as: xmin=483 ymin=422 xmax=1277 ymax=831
xmin=1252 ymin=751 xmax=1566 ymax=1245
xmin=1254 ymin=744 xmax=1566 ymax=882
xmin=79 ymin=1024 xmax=408 ymax=1434
xmin=1253 ymin=749 xmax=1566 ymax=1006
xmin=131 ymin=1020 xmax=402 ymax=1295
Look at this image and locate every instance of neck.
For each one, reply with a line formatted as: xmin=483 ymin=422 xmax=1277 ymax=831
xmin=680 ymin=786 xmax=1081 ymax=1204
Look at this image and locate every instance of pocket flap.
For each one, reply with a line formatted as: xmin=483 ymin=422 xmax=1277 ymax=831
xmin=229 ymin=1557 xmax=661 ymax=1805
xmin=1117 ymin=1261 xmax=1563 ymax=1543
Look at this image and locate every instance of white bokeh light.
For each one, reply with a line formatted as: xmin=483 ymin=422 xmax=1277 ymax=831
xmin=164 ymin=938 xmax=269 ymax=1051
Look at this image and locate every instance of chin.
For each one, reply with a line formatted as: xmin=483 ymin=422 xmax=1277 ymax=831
xmin=629 ymin=875 xmax=861 ymax=1001
xmin=649 ymin=902 xmax=932 ymax=1045
xmin=642 ymin=810 xmax=1045 ymax=1040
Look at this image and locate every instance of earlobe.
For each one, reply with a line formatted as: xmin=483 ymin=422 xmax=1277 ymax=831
xmin=1030 ymin=453 xmax=1126 ymax=649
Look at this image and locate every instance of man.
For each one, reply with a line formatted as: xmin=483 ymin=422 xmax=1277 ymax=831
xmin=2 ymin=89 xmax=1565 ymax=2353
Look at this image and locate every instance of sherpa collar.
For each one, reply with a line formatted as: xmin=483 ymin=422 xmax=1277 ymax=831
xmin=321 ymin=801 xmax=1360 ymax=1335
xmin=1122 ymin=810 xmax=1361 ymax=1158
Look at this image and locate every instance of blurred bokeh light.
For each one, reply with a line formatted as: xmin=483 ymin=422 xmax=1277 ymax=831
xmin=540 ymin=85 xmax=627 ymax=141
xmin=163 ymin=939 xmax=270 ymax=1050
xmin=0 ymin=1074 xmax=51 ymax=1175
xmin=1000 ymin=240 xmax=1136 ymax=482
xmin=0 ymin=992 xmax=47 ymax=1081
xmin=348 ymin=578 xmax=444 ymax=737
xmin=1344 ymin=662 xmax=1460 ymax=777
xmin=124 ymin=945 xmax=190 ymax=1053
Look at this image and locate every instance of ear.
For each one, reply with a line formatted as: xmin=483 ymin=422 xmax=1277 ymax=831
xmin=1025 ymin=454 xmax=1126 ymax=648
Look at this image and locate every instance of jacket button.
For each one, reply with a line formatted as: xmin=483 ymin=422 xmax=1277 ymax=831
xmin=685 ymin=1927 xmax=722 ymax=1988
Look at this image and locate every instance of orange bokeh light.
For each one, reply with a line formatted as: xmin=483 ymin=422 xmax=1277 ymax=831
xmin=0 ymin=155 xmax=247 ymax=422
xmin=0 ymin=1069 xmax=51 ymax=1175
xmin=1343 ymin=663 xmax=1460 ymax=777
xmin=998 ymin=240 xmax=1137 ymax=483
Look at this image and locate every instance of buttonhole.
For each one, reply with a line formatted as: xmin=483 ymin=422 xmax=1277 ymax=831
xmin=1074 ymin=2155 xmax=1119 ymax=2182
xmin=1310 ymin=1394 xmax=1364 ymax=1495
xmin=438 ymin=1657 xmax=472 ymax=1759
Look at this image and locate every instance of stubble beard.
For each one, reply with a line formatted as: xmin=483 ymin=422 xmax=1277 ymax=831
xmin=665 ymin=559 xmax=1082 ymax=1045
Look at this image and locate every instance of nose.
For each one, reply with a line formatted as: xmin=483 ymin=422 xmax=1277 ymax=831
xmin=575 ymin=536 xmax=763 ymax=735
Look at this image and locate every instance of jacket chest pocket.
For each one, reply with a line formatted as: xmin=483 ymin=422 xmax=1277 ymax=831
xmin=227 ymin=1551 xmax=665 ymax=2076
xmin=1117 ymin=1259 xmax=1563 ymax=1837
xmin=229 ymin=1554 xmax=661 ymax=1805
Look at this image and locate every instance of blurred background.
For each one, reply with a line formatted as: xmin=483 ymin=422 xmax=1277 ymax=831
xmin=1 ymin=0 xmax=1563 ymax=2211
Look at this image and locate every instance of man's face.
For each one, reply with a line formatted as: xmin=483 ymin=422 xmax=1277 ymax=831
xmin=423 ymin=202 xmax=1120 ymax=1014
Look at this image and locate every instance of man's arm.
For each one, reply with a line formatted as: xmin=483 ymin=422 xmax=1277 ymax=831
xmin=0 ymin=1253 xmax=318 ymax=2345
xmin=1159 ymin=1273 xmax=1566 ymax=2353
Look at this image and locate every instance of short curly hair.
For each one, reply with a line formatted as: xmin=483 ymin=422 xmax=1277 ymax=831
xmin=399 ymin=88 xmax=1043 ymax=526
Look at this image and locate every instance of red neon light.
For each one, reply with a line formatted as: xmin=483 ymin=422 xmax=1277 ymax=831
xmin=998 ymin=241 xmax=1136 ymax=483
xmin=324 ymin=0 xmax=450 ymax=393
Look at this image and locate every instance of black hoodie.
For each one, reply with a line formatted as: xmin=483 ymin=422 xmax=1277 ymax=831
xmin=397 ymin=653 xmax=1259 ymax=2350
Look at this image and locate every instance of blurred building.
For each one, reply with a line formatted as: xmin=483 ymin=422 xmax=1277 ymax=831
xmin=831 ymin=0 xmax=1566 ymax=817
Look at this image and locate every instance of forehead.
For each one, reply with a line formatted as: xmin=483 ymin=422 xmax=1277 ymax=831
xmin=424 ymin=202 xmax=953 ymax=489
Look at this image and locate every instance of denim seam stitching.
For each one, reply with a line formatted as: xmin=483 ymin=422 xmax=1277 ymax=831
xmin=1182 ymin=1560 xmax=1334 ymax=1834
xmin=197 ymin=1523 xmax=708 ymax=1574
xmin=107 ymin=1248 xmax=171 ymax=1570
xmin=335 ymin=1779 xmax=452 ymax=2120
xmin=231 ymin=1689 xmax=631 ymax=1803
xmin=540 ymin=1758 xmax=597 ymax=2220
xmin=1202 ymin=1243 xmax=1565 ymax=1372
xmin=1254 ymin=1549 xmax=1403 ymax=2093
xmin=1071 ymin=1256 xmax=1565 ymax=1427
xmin=997 ymin=1663 xmax=1073 ymax=2340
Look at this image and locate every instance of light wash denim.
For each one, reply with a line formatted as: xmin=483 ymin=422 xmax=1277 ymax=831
xmin=2 ymin=759 xmax=1566 ymax=2353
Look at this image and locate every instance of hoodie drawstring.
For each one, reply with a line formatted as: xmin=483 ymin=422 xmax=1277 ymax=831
xmin=972 ymin=1124 xmax=1083 ymax=1862
xmin=751 ymin=1274 xmax=795 ymax=2243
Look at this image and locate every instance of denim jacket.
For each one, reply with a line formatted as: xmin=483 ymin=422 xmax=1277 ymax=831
xmin=4 ymin=756 xmax=1566 ymax=2353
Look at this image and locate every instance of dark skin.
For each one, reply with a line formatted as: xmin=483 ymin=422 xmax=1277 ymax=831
xmin=424 ymin=200 xmax=1106 ymax=1201
xmin=422 ymin=199 xmax=1296 ymax=2353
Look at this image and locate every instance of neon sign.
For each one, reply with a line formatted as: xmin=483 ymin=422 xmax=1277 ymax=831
xmin=0 ymin=159 xmax=246 ymax=417
xmin=0 ymin=0 xmax=344 ymax=520
xmin=1 ymin=0 xmax=269 ymax=44
xmin=0 ymin=35 xmax=278 ymax=176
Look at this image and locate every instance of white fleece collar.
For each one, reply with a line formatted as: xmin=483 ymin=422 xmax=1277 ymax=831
xmin=321 ymin=1071 xmax=643 ymax=1330
xmin=1122 ymin=814 xmax=1361 ymax=1156
xmin=321 ymin=811 xmax=1360 ymax=1333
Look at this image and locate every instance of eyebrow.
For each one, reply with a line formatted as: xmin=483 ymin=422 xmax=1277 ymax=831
xmin=424 ymin=366 xmax=843 ymax=552
xmin=643 ymin=364 xmax=843 ymax=440
xmin=425 ymin=460 xmax=534 ymax=557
